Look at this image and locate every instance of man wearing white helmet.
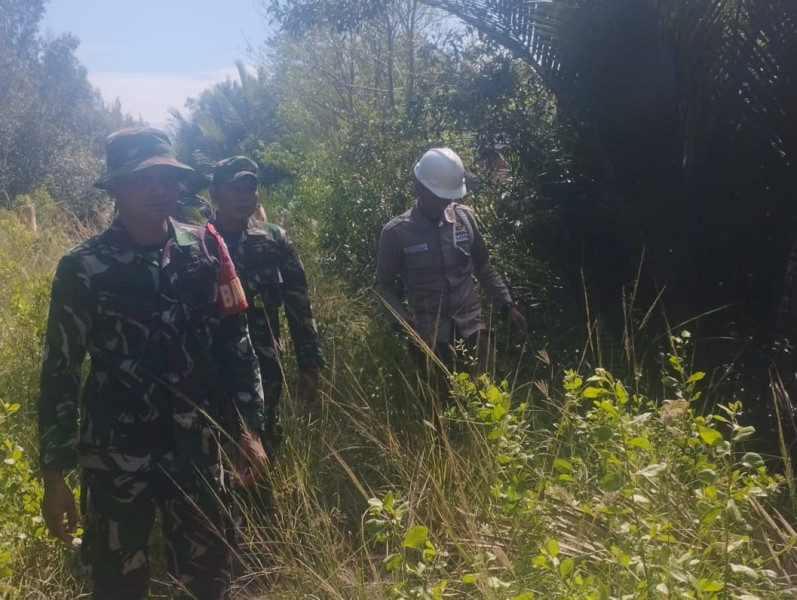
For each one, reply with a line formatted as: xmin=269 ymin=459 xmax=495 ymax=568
xmin=375 ymin=147 xmax=527 ymax=377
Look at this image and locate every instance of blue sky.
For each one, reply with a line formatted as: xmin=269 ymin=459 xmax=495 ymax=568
xmin=41 ymin=0 xmax=270 ymax=128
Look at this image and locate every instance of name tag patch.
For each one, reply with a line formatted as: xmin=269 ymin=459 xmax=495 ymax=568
xmin=403 ymin=243 xmax=429 ymax=255
xmin=219 ymin=276 xmax=247 ymax=314
xmin=455 ymin=233 xmax=470 ymax=244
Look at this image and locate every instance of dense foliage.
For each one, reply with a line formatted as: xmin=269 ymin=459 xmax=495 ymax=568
xmin=0 ymin=0 xmax=131 ymax=217
xmin=251 ymin=0 xmax=797 ymax=367
xmin=4 ymin=0 xmax=797 ymax=597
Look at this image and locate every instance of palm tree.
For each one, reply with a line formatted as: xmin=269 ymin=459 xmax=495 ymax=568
xmin=419 ymin=0 xmax=797 ymax=349
xmin=170 ymin=60 xmax=282 ymax=167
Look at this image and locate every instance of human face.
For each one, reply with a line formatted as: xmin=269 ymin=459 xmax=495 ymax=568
xmin=110 ymin=166 xmax=182 ymax=225
xmin=212 ymin=177 xmax=259 ymax=231
xmin=414 ymin=180 xmax=451 ymax=220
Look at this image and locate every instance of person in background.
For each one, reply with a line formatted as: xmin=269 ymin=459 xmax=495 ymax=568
xmin=38 ymin=127 xmax=268 ymax=600
xmin=375 ymin=147 xmax=527 ymax=387
xmin=210 ymin=156 xmax=324 ymax=456
xmin=174 ymin=169 xmax=214 ymax=224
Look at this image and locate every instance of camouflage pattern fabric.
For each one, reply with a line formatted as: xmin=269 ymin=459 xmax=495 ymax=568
xmin=214 ymin=219 xmax=324 ymax=443
xmin=38 ymin=217 xmax=266 ymax=473
xmin=81 ymin=463 xmax=231 ymax=600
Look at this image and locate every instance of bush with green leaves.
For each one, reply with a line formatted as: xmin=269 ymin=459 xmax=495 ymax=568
xmin=359 ymin=334 xmax=790 ymax=599
xmin=0 ymin=209 xmax=89 ymax=598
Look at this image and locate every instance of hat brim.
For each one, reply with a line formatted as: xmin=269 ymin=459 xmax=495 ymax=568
xmin=216 ymin=171 xmax=258 ymax=185
xmin=425 ymin=182 xmax=467 ymax=200
xmin=94 ymin=156 xmax=194 ymax=189
xmin=413 ymin=165 xmax=467 ymax=200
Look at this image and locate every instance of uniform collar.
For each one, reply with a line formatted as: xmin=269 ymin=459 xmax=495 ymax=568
xmin=409 ymin=203 xmax=456 ymax=231
xmin=442 ymin=204 xmax=457 ymax=224
xmin=106 ymin=217 xmax=197 ymax=252
xmin=209 ymin=216 xmax=265 ymax=240
xmin=170 ymin=218 xmax=201 ymax=247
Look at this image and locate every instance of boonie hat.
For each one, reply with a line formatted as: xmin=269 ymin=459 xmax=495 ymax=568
xmin=94 ymin=127 xmax=193 ymax=189
xmin=212 ymin=156 xmax=258 ymax=184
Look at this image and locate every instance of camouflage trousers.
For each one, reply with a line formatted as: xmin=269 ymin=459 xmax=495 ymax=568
xmin=258 ymin=355 xmax=284 ymax=458
xmin=80 ymin=462 xmax=232 ymax=600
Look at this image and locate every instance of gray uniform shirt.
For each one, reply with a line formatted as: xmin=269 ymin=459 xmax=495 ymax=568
xmin=375 ymin=203 xmax=513 ymax=344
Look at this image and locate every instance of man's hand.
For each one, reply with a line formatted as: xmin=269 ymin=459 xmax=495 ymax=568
xmin=235 ymin=428 xmax=269 ymax=487
xmin=508 ymin=306 xmax=528 ymax=340
xmin=42 ymin=469 xmax=78 ymax=543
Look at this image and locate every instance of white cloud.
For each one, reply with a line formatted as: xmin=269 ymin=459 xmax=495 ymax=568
xmin=88 ymin=67 xmax=242 ymax=130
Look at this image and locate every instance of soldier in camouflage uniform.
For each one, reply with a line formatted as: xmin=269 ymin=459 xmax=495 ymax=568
xmin=209 ymin=156 xmax=324 ymax=453
xmin=38 ymin=128 xmax=269 ymax=600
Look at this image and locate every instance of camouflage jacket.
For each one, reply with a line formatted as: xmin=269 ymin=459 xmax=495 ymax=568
xmin=215 ymin=219 xmax=324 ymax=374
xmin=375 ymin=203 xmax=513 ymax=344
xmin=38 ymin=218 xmax=266 ymax=472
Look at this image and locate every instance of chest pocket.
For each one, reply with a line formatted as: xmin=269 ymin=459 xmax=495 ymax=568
xmin=404 ymin=242 xmax=438 ymax=286
xmin=175 ymin=260 xmax=217 ymax=307
xmin=244 ymin=240 xmax=283 ymax=308
xmin=93 ymin=266 xmax=160 ymax=358
xmin=172 ymin=259 xmax=218 ymax=340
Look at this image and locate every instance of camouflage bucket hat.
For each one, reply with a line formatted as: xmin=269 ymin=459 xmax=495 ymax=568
xmin=212 ymin=156 xmax=258 ymax=184
xmin=94 ymin=127 xmax=194 ymax=189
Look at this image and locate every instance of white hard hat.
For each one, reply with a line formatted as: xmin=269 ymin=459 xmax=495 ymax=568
xmin=413 ymin=147 xmax=467 ymax=200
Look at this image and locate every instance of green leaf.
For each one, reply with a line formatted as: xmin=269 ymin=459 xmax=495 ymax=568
xmin=615 ymin=381 xmax=629 ymax=403
xmin=433 ymin=580 xmax=447 ymax=600
xmin=545 ymin=539 xmax=560 ymax=557
xmin=532 ymin=555 xmax=549 ymax=569
xmin=629 ymin=437 xmax=651 ymax=450
xmin=729 ymin=563 xmax=759 ymax=579
xmin=598 ymin=400 xmax=619 ymax=417
xmin=582 ymin=387 xmax=604 ymax=399
xmin=559 ymin=557 xmax=574 ymax=578
xmin=686 ymin=372 xmax=705 ymax=383
xmin=553 ymin=458 xmax=573 ymax=473
xmin=593 ymin=426 xmax=613 ymax=442
xmin=699 ymin=507 xmax=722 ymax=526
xmin=698 ymin=579 xmax=723 ymax=592
xmin=403 ymin=525 xmax=428 ymax=549
xmin=599 ymin=472 xmax=624 ymax=491
xmin=637 ymin=463 xmax=667 ymax=479
xmin=511 ymin=594 xmax=535 ymax=600
xmin=696 ymin=469 xmax=717 ymax=484
xmin=715 ymin=440 xmax=732 ymax=456
xmin=383 ymin=553 xmax=403 ymax=571
xmin=733 ymin=426 xmax=756 ymax=442
xmin=462 ymin=573 xmax=479 ymax=584
xmin=741 ymin=452 xmax=765 ymax=470
xmin=698 ymin=426 xmax=723 ymax=446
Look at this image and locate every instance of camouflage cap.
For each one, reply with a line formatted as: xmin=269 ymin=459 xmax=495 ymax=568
xmin=94 ymin=127 xmax=194 ymax=189
xmin=212 ymin=156 xmax=258 ymax=185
